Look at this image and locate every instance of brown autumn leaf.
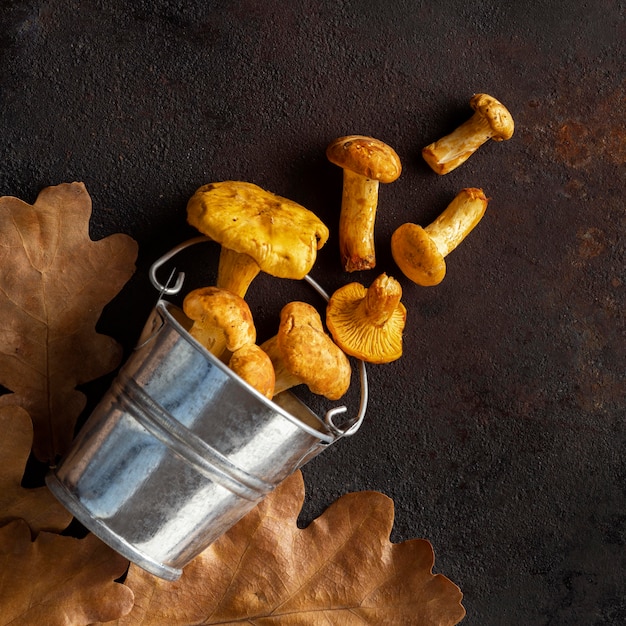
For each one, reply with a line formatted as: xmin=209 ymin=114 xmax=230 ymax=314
xmin=0 ymin=182 xmax=138 ymax=462
xmin=0 ymin=519 xmax=134 ymax=626
xmin=108 ymin=470 xmax=466 ymax=625
xmin=0 ymin=405 xmax=72 ymax=534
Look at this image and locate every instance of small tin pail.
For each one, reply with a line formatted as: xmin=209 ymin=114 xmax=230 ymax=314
xmin=46 ymin=238 xmax=367 ymax=581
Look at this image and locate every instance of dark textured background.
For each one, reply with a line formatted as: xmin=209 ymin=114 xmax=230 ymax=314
xmin=1 ymin=1 xmax=625 ymax=623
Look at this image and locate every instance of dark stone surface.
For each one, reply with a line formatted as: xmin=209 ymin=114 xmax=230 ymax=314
xmin=1 ymin=1 xmax=625 ymax=623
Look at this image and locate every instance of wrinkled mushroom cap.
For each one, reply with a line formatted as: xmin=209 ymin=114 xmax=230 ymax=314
xmin=326 ymin=135 xmax=402 ymax=183
xmin=326 ymin=276 xmax=406 ymax=364
xmin=391 ymin=223 xmax=446 ymax=287
xmin=187 ymin=181 xmax=329 ymax=280
xmin=470 ymin=94 xmax=514 ymax=141
xmin=228 ymin=344 xmax=275 ymax=399
xmin=277 ymin=301 xmax=351 ymax=400
xmin=183 ymin=286 xmax=256 ymax=354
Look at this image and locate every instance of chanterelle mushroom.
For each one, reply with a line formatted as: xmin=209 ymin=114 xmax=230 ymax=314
xmin=260 ymin=301 xmax=351 ymax=400
xmin=422 ymin=94 xmax=514 ymax=175
xmin=391 ymin=188 xmax=489 ymax=286
xmin=228 ymin=344 xmax=275 ymax=399
xmin=187 ymin=181 xmax=329 ymax=297
xmin=326 ymin=135 xmax=402 ymax=272
xmin=183 ymin=286 xmax=256 ymax=359
xmin=326 ymin=273 xmax=406 ymax=364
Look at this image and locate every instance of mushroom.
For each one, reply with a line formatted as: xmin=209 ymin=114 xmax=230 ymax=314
xmin=326 ymin=135 xmax=402 ymax=272
xmin=391 ymin=188 xmax=489 ymax=287
xmin=422 ymin=94 xmax=514 ymax=175
xmin=228 ymin=344 xmax=275 ymax=399
xmin=182 ymin=286 xmax=256 ymax=359
xmin=187 ymin=181 xmax=329 ymax=297
xmin=326 ymin=273 xmax=406 ymax=364
xmin=260 ymin=301 xmax=351 ymax=400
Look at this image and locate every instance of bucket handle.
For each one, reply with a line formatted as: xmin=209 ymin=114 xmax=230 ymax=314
xmin=149 ymin=237 xmax=368 ymax=438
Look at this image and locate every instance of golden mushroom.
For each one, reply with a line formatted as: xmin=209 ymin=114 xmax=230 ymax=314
xmin=391 ymin=188 xmax=489 ymax=287
xmin=326 ymin=273 xmax=406 ymax=364
xmin=184 ymin=286 xmax=276 ymax=397
xmin=187 ymin=181 xmax=329 ymax=297
xmin=228 ymin=344 xmax=275 ymax=399
xmin=260 ymin=301 xmax=351 ymax=400
xmin=422 ymin=94 xmax=514 ymax=175
xmin=182 ymin=286 xmax=256 ymax=359
xmin=326 ymin=135 xmax=402 ymax=272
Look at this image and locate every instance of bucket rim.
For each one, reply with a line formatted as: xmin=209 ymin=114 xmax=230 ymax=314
xmin=153 ymin=298 xmax=341 ymax=444
xmin=147 ymin=236 xmax=368 ymax=439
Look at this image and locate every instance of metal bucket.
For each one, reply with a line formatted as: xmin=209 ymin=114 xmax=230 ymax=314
xmin=47 ymin=240 xmax=367 ymax=581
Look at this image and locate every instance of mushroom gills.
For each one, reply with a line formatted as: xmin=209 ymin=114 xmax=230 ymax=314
xmin=326 ymin=274 xmax=406 ymax=364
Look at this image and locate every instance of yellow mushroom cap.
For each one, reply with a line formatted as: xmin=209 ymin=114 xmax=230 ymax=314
xmin=187 ymin=181 xmax=330 ymax=280
xmin=228 ymin=344 xmax=275 ymax=399
xmin=264 ymin=301 xmax=351 ymax=400
xmin=391 ymin=188 xmax=488 ymax=287
xmin=470 ymin=93 xmax=515 ymax=141
xmin=391 ymin=223 xmax=446 ymax=287
xmin=326 ymin=135 xmax=402 ymax=183
xmin=183 ymin=286 xmax=256 ymax=356
xmin=326 ymin=274 xmax=406 ymax=364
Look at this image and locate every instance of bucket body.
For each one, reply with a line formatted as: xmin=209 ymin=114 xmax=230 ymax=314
xmin=47 ymin=300 xmax=341 ymax=581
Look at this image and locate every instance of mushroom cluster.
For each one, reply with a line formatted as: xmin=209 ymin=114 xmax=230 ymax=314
xmin=183 ymin=181 xmax=354 ymax=402
xmin=387 ymin=94 xmax=512 ymax=287
xmin=178 ymin=93 xmax=513 ymax=401
xmin=183 ymin=286 xmax=275 ymax=398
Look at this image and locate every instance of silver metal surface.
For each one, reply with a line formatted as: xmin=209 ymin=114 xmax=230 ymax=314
xmin=47 ymin=296 xmax=366 ymax=581
xmin=149 ymin=235 xmax=210 ymax=296
xmin=149 ymin=237 xmax=368 ymax=434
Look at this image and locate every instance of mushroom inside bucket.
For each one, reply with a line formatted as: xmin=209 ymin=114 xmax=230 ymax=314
xmin=46 ymin=247 xmax=367 ymax=581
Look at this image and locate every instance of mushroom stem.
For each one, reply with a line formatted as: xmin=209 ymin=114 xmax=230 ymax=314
xmin=424 ymin=188 xmax=488 ymax=257
xmin=339 ymin=169 xmax=380 ymax=272
xmin=360 ymin=273 xmax=403 ymax=327
xmin=327 ymin=135 xmax=401 ymax=273
xmin=216 ymin=247 xmax=261 ymax=298
xmin=422 ymin=93 xmax=514 ymax=175
xmin=325 ymin=274 xmax=406 ymax=364
xmin=390 ymin=188 xmax=489 ymax=287
xmin=422 ymin=114 xmax=495 ymax=174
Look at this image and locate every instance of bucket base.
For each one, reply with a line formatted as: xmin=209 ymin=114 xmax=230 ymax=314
xmin=46 ymin=472 xmax=182 ymax=581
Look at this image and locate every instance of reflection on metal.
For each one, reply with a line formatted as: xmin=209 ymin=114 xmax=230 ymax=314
xmin=47 ymin=241 xmax=368 ymax=581
xmin=148 ymin=237 xmax=368 ymax=435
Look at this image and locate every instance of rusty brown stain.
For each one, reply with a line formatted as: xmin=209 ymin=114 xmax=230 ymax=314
xmin=555 ymin=122 xmax=589 ymax=167
xmin=561 ymin=178 xmax=587 ymax=199
xmin=555 ymin=121 xmax=626 ymax=168
xmin=576 ymin=226 xmax=606 ymax=260
xmin=553 ymin=81 xmax=626 ymax=167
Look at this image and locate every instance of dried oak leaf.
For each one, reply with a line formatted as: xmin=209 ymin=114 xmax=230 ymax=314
xmin=109 ymin=471 xmax=466 ymax=625
xmin=0 ymin=519 xmax=134 ymax=625
xmin=0 ymin=182 xmax=138 ymax=462
xmin=0 ymin=405 xmax=71 ymax=533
